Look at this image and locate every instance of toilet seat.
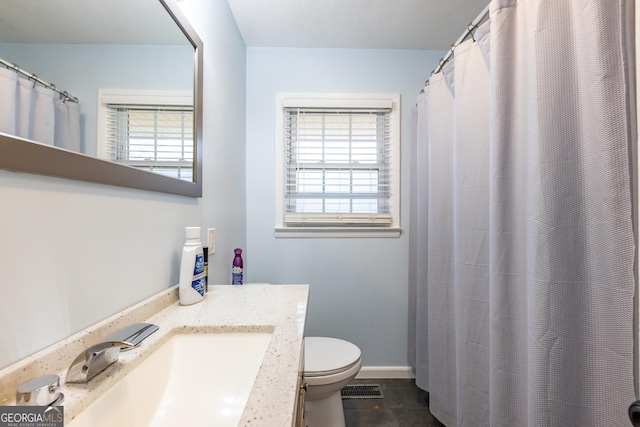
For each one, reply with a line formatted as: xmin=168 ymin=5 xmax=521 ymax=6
xmin=304 ymin=337 xmax=361 ymax=377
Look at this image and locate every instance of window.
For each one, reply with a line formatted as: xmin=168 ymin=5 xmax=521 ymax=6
xmin=97 ymin=90 xmax=194 ymax=181
xmin=276 ymin=93 xmax=401 ymax=237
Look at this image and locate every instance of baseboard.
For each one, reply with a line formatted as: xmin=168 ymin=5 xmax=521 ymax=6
xmin=355 ymin=366 xmax=415 ymax=380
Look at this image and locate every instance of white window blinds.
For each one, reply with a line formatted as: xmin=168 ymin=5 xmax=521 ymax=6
xmin=103 ymin=104 xmax=193 ymax=180
xmin=283 ymin=106 xmax=393 ymax=227
xmin=97 ymin=90 xmax=194 ymax=182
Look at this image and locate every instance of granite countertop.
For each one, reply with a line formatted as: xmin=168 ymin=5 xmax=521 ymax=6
xmin=0 ymin=284 xmax=310 ymax=426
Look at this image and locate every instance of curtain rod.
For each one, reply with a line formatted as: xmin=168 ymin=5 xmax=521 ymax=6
xmin=430 ymin=3 xmax=490 ymax=78
xmin=0 ymin=57 xmax=79 ymax=103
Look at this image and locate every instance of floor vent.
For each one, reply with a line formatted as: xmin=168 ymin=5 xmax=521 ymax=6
xmin=341 ymin=384 xmax=384 ymax=399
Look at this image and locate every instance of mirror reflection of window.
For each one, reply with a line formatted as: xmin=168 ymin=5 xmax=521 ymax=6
xmin=97 ymin=89 xmax=194 ymax=181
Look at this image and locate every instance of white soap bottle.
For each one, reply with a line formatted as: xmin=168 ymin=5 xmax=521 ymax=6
xmin=179 ymin=226 xmax=206 ymax=305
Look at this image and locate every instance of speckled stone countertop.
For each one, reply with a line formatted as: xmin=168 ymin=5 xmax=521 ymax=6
xmin=0 ymin=284 xmax=309 ymax=426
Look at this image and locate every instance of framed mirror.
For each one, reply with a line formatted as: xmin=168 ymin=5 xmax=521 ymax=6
xmin=0 ymin=0 xmax=203 ymax=197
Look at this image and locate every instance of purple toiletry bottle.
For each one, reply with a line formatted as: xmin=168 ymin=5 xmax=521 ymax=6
xmin=232 ymin=248 xmax=243 ymax=285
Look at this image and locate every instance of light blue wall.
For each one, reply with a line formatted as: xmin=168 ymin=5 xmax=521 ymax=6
xmin=0 ymin=0 xmax=246 ymax=369
xmin=245 ymin=48 xmax=442 ymax=366
xmin=0 ymin=43 xmax=193 ymax=156
xmin=0 ymin=3 xmax=445 ymax=370
xmin=184 ymin=0 xmax=249 ymax=275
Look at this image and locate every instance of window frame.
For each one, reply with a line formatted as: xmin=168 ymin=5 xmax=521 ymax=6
xmin=96 ymin=89 xmax=194 ymax=180
xmin=275 ymin=93 xmax=401 ymax=238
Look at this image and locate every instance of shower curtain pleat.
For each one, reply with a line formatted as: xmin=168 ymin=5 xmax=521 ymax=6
xmin=452 ymin=26 xmax=491 ymax=427
xmin=412 ymin=1 xmax=636 ymax=426
xmin=408 ymin=105 xmax=419 ymax=372
xmin=415 ymin=89 xmax=430 ymax=392
xmin=31 ymin=85 xmax=55 ymax=146
xmin=0 ymin=68 xmax=17 ymax=135
xmin=55 ymin=99 xmax=81 ymax=152
xmin=426 ymin=64 xmax=457 ymax=427
xmin=16 ymin=78 xmax=34 ymax=140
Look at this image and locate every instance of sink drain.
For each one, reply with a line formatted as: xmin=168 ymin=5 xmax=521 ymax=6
xmin=340 ymin=384 xmax=384 ymax=399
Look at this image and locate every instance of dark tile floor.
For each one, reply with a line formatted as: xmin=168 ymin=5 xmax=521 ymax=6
xmin=343 ymin=379 xmax=445 ymax=427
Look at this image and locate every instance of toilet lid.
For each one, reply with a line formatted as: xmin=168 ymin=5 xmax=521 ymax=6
xmin=304 ymin=337 xmax=361 ymax=376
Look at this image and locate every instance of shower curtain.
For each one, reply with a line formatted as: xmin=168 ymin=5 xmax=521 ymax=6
xmin=410 ymin=1 xmax=637 ymax=426
xmin=0 ymin=67 xmax=81 ymax=151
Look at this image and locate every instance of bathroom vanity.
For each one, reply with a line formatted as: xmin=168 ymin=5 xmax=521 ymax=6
xmin=0 ymin=284 xmax=309 ymax=426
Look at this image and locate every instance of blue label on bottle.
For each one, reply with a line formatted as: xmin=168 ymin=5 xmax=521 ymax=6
xmin=193 ymin=253 xmax=204 ymax=275
xmin=232 ymin=267 xmax=243 ymax=285
xmin=191 ymin=253 xmax=205 ymax=296
xmin=192 ymin=276 xmax=206 ymax=296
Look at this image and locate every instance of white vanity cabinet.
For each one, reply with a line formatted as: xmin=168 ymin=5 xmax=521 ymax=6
xmin=293 ymin=342 xmax=307 ymax=427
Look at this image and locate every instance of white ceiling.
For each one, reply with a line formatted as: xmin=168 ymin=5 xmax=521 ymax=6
xmin=1 ymin=0 xmax=488 ymax=49
xmin=226 ymin=0 xmax=489 ymax=50
xmin=0 ymin=0 xmax=187 ymax=45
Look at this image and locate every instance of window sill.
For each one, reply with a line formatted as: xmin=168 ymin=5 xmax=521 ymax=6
xmin=274 ymin=227 xmax=402 ymax=238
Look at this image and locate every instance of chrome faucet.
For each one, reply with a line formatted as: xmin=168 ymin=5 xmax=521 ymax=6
xmin=65 ymin=341 xmax=130 ymax=383
xmin=65 ymin=323 xmax=158 ymax=383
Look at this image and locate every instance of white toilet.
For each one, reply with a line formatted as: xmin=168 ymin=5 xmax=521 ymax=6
xmin=304 ymin=336 xmax=362 ymax=427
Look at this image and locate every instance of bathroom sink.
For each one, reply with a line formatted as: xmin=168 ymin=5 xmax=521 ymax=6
xmin=67 ymin=331 xmax=273 ymax=427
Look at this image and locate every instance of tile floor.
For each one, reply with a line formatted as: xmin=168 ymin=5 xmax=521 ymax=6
xmin=343 ymin=379 xmax=445 ymax=427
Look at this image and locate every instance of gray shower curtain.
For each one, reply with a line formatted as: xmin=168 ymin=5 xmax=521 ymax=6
xmin=0 ymin=67 xmax=81 ymax=151
xmin=409 ymin=1 xmax=636 ymax=426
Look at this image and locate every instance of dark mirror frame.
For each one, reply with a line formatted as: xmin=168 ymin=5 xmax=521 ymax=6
xmin=0 ymin=0 xmax=204 ymax=197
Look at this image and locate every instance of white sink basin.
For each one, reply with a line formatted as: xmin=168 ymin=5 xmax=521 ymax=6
xmin=67 ymin=332 xmax=272 ymax=427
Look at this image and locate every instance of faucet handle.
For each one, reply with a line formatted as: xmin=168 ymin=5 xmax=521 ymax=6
xmin=101 ymin=323 xmax=159 ymax=351
xmin=17 ymin=374 xmax=64 ymax=406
